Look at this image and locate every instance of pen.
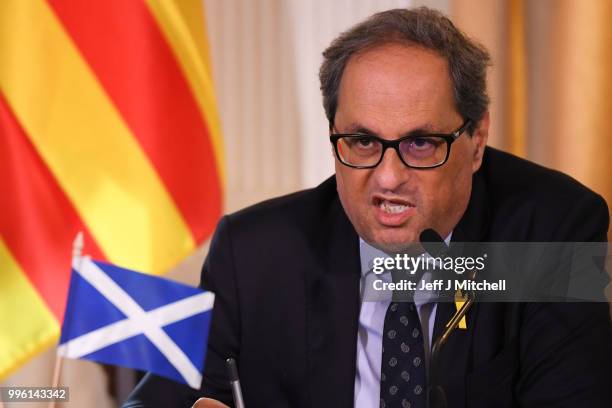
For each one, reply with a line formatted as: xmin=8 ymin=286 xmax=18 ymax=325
xmin=226 ymin=358 xmax=246 ymax=408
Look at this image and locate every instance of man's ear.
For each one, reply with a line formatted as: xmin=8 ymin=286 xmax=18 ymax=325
xmin=471 ymin=111 xmax=489 ymax=173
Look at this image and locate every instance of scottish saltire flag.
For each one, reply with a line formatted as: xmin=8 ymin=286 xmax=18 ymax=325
xmin=58 ymin=256 xmax=215 ymax=389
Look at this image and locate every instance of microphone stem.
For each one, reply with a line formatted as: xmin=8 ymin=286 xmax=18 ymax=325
xmin=429 ymin=293 xmax=475 ymax=408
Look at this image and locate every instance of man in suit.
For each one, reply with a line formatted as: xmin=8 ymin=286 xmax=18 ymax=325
xmin=124 ymin=7 xmax=611 ymax=408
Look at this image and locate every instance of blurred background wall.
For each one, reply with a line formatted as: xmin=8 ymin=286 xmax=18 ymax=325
xmin=453 ymin=0 xmax=612 ymax=219
xmin=3 ymin=0 xmax=610 ymax=406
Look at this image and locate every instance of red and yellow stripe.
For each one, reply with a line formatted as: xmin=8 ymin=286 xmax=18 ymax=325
xmin=0 ymin=0 xmax=223 ymax=380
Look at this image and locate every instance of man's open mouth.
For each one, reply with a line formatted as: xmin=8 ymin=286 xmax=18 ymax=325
xmin=373 ymin=197 xmax=416 ymax=214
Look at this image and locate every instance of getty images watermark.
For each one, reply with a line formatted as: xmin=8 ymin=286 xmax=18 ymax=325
xmin=0 ymin=387 xmax=69 ymax=402
xmin=362 ymin=242 xmax=611 ymax=303
xmin=370 ymin=252 xmax=505 ymax=292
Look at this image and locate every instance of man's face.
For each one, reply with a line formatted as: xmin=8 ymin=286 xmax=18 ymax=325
xmin=333 ymin=43 xmax=488 ymax=252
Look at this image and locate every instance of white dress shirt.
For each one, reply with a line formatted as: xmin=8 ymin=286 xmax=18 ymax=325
xmin=354 ymin=235 xmax=451 ymax=408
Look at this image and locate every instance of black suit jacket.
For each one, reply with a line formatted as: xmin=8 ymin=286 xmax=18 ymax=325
xmin=125 ymin=147 xmax=612 ymax=407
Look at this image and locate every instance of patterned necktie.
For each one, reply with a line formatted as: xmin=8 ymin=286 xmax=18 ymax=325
xmin=379 ymin=301 xmax=427 ymax=408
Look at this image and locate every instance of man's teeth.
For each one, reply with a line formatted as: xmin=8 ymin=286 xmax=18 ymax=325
xmin=380 ymin=201 xmax=410 ymax=214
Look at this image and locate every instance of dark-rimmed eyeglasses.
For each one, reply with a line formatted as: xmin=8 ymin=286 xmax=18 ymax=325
xmin=329 ymin=119 xmax=471 ymax=169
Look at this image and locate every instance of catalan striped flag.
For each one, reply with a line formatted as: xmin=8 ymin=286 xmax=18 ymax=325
xmin=0 ymin=0 xmax=223 ymax=380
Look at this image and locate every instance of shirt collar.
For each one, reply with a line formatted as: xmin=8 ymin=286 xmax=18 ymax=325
xmin=359 ymin=233 xmax=453 ymax=277
xmin=359 ymin=233 xmax=453 ymax=307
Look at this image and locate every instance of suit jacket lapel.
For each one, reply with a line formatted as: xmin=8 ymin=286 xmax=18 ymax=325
xmin=432 ymin=168 xmax=490 ymax=407
xmin=306 ymin=195 xmax=361 ymax=407
xmin=451 ymin=165 xmax=490 ymax=244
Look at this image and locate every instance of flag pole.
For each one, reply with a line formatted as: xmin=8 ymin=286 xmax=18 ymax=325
xmin=48 ymin=355 xmax=64 ymax=408
xmin=48 ymin=232 xmax=84 ymax=408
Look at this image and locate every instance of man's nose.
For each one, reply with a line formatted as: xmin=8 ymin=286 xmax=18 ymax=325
xmin=372 ymin=147 xmax=410 ymax=191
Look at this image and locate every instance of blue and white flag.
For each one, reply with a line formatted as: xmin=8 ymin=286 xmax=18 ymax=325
xmin=58 ymin=256 xmax=214 ymax=389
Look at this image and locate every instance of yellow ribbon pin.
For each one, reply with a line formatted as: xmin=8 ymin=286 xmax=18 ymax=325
xmin=453 ymin=289 xmax=467 ymax=329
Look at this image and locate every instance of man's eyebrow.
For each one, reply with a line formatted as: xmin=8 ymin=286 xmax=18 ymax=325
xmin=334 ymin=122 xmax=376 ymax=134
xmin=352 ymin=125 xmax=378 ymax=135
xmin=400 ymin=124 xmax=438 ymax=137
xmin=340 ymin=122 xmax=438 ymax=137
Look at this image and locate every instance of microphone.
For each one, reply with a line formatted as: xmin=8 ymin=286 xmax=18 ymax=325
xmin=419 ymin=228 xmax=477 ymax=408
xmin=419 ymin=229 xmax=455 ymax=299
xmin=226 ymin=358 xmax=246 ymax=408
xmin=419 ymin=228 xmax=448 ymax=258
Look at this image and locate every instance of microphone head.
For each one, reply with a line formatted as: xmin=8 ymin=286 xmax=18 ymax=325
xmin=419 ymin=228 xmax=448 ymax=257
xmin=226 ymin=358 xmax=240 ymax=381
